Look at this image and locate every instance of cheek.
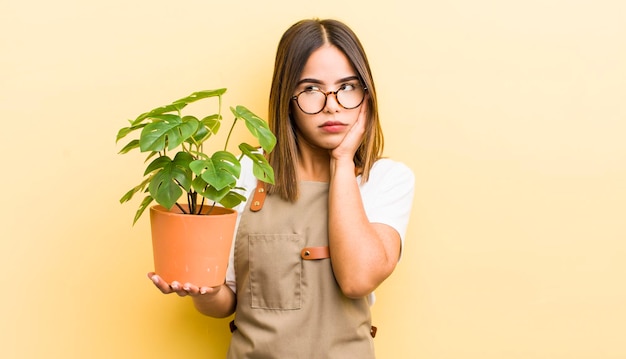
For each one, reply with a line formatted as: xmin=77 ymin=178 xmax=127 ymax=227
xmin=290 ymin=109 xmax=310 ymax=131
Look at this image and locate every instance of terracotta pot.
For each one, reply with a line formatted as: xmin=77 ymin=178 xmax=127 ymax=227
xmin=149 ymin=204 xmax=237 ymax=287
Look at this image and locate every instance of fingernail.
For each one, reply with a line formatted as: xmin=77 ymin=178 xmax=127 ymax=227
xmin=200 ymin=288 xmax=207 ymax=295
xmin=151 ymin=275 xmax=159 ymax=284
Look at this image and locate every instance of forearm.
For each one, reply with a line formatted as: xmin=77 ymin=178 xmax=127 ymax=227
xmin=328 ymin=158 xmax=399 ymax=298
xmin=192 ymin=284 xmax=236 ymax=318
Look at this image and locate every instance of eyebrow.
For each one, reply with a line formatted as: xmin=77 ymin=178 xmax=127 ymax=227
xmin=296 ymin=75 xmax=360 ymax=86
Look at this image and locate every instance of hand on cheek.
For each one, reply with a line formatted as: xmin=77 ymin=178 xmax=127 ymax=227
xmin=331 ymin=100 xmax=367 ymax=161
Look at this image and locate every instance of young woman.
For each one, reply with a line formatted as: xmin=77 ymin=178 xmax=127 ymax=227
xmin=149 ymin=18 xmax=414 ymax=358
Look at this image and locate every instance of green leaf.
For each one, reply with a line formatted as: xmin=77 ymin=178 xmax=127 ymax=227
xmin=143 ymin=151 xmax=159 ymax=164
xmin=252 ymin=161 xmax=275 ymax=184
xmin=187 ymin=124 xmax=209 ymax=144
xmin=116 ymin=123 xmax=147 ymax=142
xmin=133 ymin=103 xmax=188 ymax=125
xmin=149 ymin=172 xmax=183 ymax=209
xmin=173 ymin=88 xmax=227 ymax=105
xmin=190 ymin=177 xmax=244 ymax=209
xmin=147 ymin=153 xmax=193 ymax=209
xmin=218 ymin=191 xmax=246 ymax=208
xmin=118 ymin=139 xmax=140 ymax=154
xmin=116 ymin=127 xmax=133 ymax=142
xmin=191 ymin=176 xmax=229 ymax=203
xmin=131 ymin=89 xmax=226 ymax=126
xmin=239 ymin=143 xmax=275 ymax=184
xmin=202 ymin=114 xmax=222 ymax=135
xmin=120 ymin=188 xmax=136 ymax=204
xmin=139 ymin=114 xmax=199 ymax=152
xmin=120 ymin=176 xmax=152 ymax=204
xmin=185 ymin=114 xmax=221 ymax=145
xmin=171 ymin=152 xmax=194 ymax=183
xmin=231 ymin=105 xmax=276 ymax=153
xmin=144 ymin=156 xmax=171 ymax=175
xmin=133 ymin=196 xmax=154 ymax=225
xmin=189 ymin=151 xmax=240 ymax=191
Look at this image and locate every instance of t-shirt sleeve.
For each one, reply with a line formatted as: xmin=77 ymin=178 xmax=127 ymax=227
xmin=360 ymin=159 xmax=415 ymax=246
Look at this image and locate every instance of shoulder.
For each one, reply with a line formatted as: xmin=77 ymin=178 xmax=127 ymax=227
xmin=359 ymin=158 xmax=415 ymax=242
xmin=359 ymin=158 xmax=415 ymax=209
xmin=372 ymin=158 xmax=413 ymax=175
xmin=364 ymin=158 xmax=415 ymax=189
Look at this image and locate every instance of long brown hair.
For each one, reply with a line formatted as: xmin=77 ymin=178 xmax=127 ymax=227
xmin=267 ymin=18 xmax=384 ymax=201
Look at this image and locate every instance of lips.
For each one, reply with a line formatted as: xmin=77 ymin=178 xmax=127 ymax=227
xmin=319 ymin=121 xmax=346 ymax=128
xmin=319 ymin=121 xmax=347 ymax=133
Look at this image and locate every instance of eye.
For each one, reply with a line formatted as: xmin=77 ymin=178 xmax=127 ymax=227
xmin=340 ymin=83 xmax=358 ymax=92
xmin=303 ymin=85 xmax=321 ymax=93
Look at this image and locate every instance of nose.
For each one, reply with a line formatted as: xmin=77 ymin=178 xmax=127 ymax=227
xmin=323 ymin=91 xmax=341 ymax=113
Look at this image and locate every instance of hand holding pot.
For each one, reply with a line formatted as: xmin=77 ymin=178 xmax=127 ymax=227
xmin=148 ymin=272 xmax=222 ymax=297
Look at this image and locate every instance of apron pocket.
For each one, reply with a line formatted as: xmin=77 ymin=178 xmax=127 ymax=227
xmin=248 ymin=234 xmax=302 ymax=310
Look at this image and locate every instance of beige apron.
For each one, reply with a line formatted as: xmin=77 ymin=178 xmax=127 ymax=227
xmin=226 ymin=181 xmax=375 ymax=359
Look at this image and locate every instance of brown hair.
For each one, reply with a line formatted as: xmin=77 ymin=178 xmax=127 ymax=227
xmin=267 ymin=18 xmax=384 ymax=201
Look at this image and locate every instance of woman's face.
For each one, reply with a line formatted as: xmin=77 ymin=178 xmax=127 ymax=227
xmin=290 ymin=45 xmax=364 ymax=153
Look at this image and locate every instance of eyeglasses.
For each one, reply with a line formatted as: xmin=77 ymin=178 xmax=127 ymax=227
xmin=291 ymin=83 xmax=367 ymax=115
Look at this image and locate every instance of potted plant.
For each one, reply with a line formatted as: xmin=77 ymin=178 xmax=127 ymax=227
xmin=116 ymin=88 xmax=276 ymax=287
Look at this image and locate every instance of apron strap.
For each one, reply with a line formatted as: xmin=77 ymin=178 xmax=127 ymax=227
xmin=301 ymin=246 xmax=330 ymax=260
xmin=250 ymin=181 xmax=267 ymax=212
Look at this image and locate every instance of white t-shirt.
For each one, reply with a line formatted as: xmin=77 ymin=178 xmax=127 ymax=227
xmin=225 ymin=157 xmax=415 ymax=304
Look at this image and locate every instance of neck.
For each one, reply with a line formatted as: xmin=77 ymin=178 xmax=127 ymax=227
xmin=297 ymin=146 xmax=331 ymax=182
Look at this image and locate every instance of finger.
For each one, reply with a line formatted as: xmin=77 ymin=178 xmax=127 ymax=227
xmin=148 ymin=273 xmax=174 ymax=294
xmin=199 ymin=285 xmax=223 ymax=296
xmin=170 ymin=281 xmax=189 ymax=297
xmin=182 ymin=282 xmax=201 ymax=296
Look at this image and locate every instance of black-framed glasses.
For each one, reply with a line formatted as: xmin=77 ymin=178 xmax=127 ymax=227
xmin=291 ymin=83 xmax=367 ymax=115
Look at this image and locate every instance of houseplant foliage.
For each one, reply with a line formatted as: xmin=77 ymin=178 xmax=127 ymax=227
xmin=116 ymin=88 xmax=276 ymax=224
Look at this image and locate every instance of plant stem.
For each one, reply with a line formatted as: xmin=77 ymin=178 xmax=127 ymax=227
xmin=198 ymin=196 xmax=205 ymax=215
xmin=189 ymin=191 xmax=197 ymax=214
xmin=224 ymin=116 xmax=238 ymax=151
xmin=175 ymin=202 xmax=187 ymax=214
xmin=208 ymin=202 xmax=217 ymax=215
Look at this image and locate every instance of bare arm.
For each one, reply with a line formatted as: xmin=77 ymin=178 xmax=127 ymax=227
xmin=328 ymin=105 xmax=401 ymax=298
xmin=328 ymin=159 xmax=401 ymax=298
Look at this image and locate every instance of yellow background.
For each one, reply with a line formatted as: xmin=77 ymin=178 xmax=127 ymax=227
xmin=1 ymin=0 xmax=625 ymax=358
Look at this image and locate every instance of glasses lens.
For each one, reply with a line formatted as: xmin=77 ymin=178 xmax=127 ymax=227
xmin=336 ymin=84 xmax=365 ymax=109
xmin=297 ymin=91 xmax=326 ymax=114
xmin=294 ymin=84 xmax=366 ymax=114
